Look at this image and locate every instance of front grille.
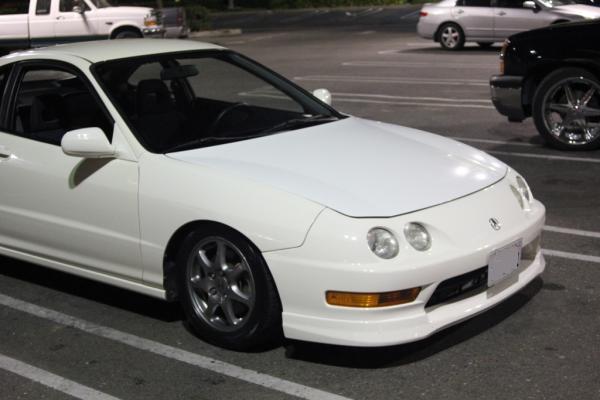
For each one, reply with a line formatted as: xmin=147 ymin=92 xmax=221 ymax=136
xmin=426 ymin=266 xmax=488 ymax=308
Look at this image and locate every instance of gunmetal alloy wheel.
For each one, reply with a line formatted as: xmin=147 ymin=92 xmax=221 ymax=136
xmin=439 ymin=23 xmax=464 ymax=50
xmin=186 ymin=237 xmax=255 ymax=332
xmin=176 ymin=224 xmax=282 ymax=350
xmin=533 ymin=68 xmax=600 ymax=150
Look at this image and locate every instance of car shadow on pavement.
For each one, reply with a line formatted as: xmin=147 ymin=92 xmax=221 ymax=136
xmin=284 ymin=277 xmax=543 ymax=368
xmin=0 ymin=256 xmax=184 ymax=323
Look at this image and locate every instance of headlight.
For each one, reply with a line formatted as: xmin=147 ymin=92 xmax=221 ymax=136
xmin=404 ymin=223 xmax=431 ymax=251
xmin=144 ymin=10 xmax=160 ymax=27
xmin=515 ymin=176 xmax=531 ymax=202
xmin=367 ymin=228 xmax=399 ymax=259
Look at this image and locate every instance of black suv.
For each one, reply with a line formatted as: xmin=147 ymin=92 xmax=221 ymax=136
xmin=490 ymin=20 xmax=600 ymax=150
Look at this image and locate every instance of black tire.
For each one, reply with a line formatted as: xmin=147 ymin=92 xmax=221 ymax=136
xmin=113 ymin=29 xmax=142 ymax=39
xmin=176 ymin=224 xmax=282 ymax=351
xmin=438 ymin=23 xmax=465 ymax=50
xmin=477 ymin=42 xmax=493 ymax=48
xmin=532 ymin=67 xmax=600 ymax=151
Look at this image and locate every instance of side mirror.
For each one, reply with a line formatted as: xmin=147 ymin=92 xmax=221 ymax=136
xmin=61 ymin=127 xmax=115 ymax=158
xmin=312 ymin=88 xmax=332 ymax=106
xmin=523 ymin=1 xmax=537 ymax=10
xmin=72 ymin=5 xmax=84 ymax=13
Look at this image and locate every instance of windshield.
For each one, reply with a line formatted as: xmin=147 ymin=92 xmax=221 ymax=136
xmin=88 ymin=0 xmax=112 ymax=8
xmin=537 ymin=0 xmax=578 ymax=6
xmin=93 ymin=50 xmax=340 ymax=153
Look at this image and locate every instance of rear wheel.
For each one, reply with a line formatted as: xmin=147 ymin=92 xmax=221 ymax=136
xmin=438 ymin=23 xmax=465 ymax=50
xmin=176 ymin=225 xmax=282 ymax=350
xmin=533 ymin=67 xmax=600 ymax=150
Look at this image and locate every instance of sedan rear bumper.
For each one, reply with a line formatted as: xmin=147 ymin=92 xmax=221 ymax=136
xmin=490 ymin=75 xmax=526 ymax=122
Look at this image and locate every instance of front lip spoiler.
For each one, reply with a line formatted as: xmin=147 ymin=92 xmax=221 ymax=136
xmin=490 ymin=75 xmax=526 ymax=122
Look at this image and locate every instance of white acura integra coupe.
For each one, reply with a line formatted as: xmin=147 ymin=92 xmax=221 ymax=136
xmin=0 ymin=40 xmax=545 ymax=350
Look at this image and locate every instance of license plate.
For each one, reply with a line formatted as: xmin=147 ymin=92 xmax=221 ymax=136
xmin=488 ymin=239 xmax=522 ymax=287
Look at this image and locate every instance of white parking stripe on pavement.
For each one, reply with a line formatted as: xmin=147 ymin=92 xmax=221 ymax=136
xmin=333 ymin=92 xmax=491 ymax=103
xmin=335 ymin=97 xmax=494 ymax=109
xmin=0 ymin=354 xmax=121 ymax=400
xmin=542 ymin=249 xmax=600 ymax=264
xmin=294 ymin=75 xmax=489 ymax=86
xmin=0 ymin=294 xmax=352 ymax=400
xmin=487 ymin=150 xmax=600 ymax=164
xmin=452 ymin=137 xmax=540 ymax=147
xmin=342 ymin=61 xmax=496 ymax=69
xmin=543 ymin=225 xmax=600 ymax=239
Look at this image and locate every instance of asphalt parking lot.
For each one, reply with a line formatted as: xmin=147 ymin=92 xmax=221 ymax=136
xmin=1 ymin=7 xmax=600 ymax=400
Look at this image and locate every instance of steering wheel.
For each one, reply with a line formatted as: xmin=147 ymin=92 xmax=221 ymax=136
xmin=206 ymin=102 xmax=252 ymax=137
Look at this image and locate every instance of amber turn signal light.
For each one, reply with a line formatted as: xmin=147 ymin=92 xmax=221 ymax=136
xmin=326 ymin=288 xmax=421 ymax=308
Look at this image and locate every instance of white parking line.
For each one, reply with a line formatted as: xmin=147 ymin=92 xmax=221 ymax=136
xmin=334 ymin=92 xmax=491 ymax=103
xmin=0 ymin=354 xmax=121 ymax=400
xmin=335 ymin=97 xmax=494 ymax=109
xmin=487 ymin=150 xmax=600 ymax=163
xmin=400 ymin=10 xmax=421 ymax=19
xmin=342 ymin=61 xmax=496 ymax=69
xmin=543 ymin=225 xmax=600 ymax=239
xmin=452 ymin=137 xmax=540 ymax=147
xmin=0 ymin=294 xmax=352 ymax=400
xmin=542 ymin=249 xmax=600 ymax=264
xmin=294 ymin=75 xmax=489 ymax=86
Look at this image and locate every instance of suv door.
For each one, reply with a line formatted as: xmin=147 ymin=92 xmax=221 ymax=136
xmin=493 ymin=0 xmax=552 ymax=40
xmin=452 ymin=0 xmax=495 ymax=40
xmin=0 ymin=61 xmax=141 ymax=279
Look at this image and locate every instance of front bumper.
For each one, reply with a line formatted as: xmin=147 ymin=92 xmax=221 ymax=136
xmin=264 ymin=174 xmax=545 ymax=347
xmin=490 ymin=75 xmax=526 ymax=122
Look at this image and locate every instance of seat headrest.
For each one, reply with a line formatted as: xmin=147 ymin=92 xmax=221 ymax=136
xmin=136 ymin=79 xmax=174 ymax=115
xmin=30 ymin=94 xmax=64 ymax=133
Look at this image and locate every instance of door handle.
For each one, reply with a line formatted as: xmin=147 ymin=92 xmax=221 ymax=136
xmin=56 ymin=15 xmax=65 ymax=20
xmin=456 ymin=8 xmax=465 ymax=13
xmin=498 ymin=11 xmax=507 ymax=15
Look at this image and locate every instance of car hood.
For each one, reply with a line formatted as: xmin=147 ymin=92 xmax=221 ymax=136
xmin=167 ymin=117 xmax=507 ymax=217
xmin=551 ymin=5 xmax=600 ymax=19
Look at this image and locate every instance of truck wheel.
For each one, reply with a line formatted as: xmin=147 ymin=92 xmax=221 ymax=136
xmin=438 ymin=23 xmax=464 ymax=50
xmin=113 ymin=30 xmax=142 ymax=39
xmin=176 ymin=224 xmax=282 ymax=351
xmin=533 ymin=67 xmax=600 ymax=150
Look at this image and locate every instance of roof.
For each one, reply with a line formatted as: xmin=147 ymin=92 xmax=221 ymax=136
xmin=8 ymin=39 xmax=225 ymax=63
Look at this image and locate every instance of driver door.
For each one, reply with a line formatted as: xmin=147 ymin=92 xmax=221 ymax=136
xmin=0 ymin=61 xmax=141 ymax=279
xmin=54 ymin=0 xmax=100 ymax=42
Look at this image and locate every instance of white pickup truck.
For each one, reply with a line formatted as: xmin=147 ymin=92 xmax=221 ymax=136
xmin=0 ymin=0 xmax=163 ymax=52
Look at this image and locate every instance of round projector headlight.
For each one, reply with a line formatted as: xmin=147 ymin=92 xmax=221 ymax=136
xmin=515 ymin=176 xmax=531 ymax=203
xmin=367 ymin=228 xmax=399 ymax=259
xmin=404 ymin=223 xmax=431 ymax=251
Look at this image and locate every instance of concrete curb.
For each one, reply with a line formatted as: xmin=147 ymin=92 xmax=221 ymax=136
xmin=189 ymin=28 xmax=243 ymax=38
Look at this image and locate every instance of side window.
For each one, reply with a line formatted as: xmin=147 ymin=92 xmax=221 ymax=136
xmin=496 ymin=0 xmax=527 ymax=7
xmin=60 ymin=0 xmax=89 ymax=12
xmin=0 ymin=2 xmax=29 ymax=15
xmin=457 ymin=0 xmax=491 ymax=6
xmin=11 ymin=66 xmax=113 ymax=146
xmin=36 ymin=0 xmax=52 ymax=15
xmin=0 ymin=65 xmax=13 ymax=130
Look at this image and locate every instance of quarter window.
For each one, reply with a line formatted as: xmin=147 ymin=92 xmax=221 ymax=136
xmin=36 ymin=0 xmax=52 ymax=15
xmin=11 ymin=66 xmax=113 ymax=146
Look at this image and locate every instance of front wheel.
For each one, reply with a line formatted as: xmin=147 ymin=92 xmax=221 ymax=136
xmin=176 ymin=225 xmax=282 ymax=350
xmin=113 ymin=30 xmax=142 ymax=39
xmin=438 ymin=23 xmax=465 ymax=50
xmin=532 ymin=67 xmax=600 ymax=150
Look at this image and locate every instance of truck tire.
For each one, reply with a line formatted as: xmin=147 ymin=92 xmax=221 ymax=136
xmin=113 ymin=29 xmax=142 ymax=39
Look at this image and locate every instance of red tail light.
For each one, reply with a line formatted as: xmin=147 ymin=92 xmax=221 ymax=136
xmin=419 ymin=11 xmax=428 ymax=17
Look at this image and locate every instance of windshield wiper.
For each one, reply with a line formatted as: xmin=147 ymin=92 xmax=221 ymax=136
xmin=164 ymin=114 xmax=340 ymax=153
xmin=258 ymin=114 xmax=339 ymax=135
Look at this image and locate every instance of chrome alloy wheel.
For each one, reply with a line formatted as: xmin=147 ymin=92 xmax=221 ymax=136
xmin=542 ymin=77 xmax=600 ymax=146
xmin=441 ymin=26 xmax=460 ymax=49
xmin=185 ymin=237 xmax=256 ymax=332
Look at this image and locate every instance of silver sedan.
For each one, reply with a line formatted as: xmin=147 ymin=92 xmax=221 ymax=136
xmin=417 ymin=0 xmax=600 ymax=50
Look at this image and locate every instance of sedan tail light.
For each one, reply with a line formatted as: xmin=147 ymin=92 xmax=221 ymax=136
xmin=419 ymin=11 xmax=428 ymax=17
